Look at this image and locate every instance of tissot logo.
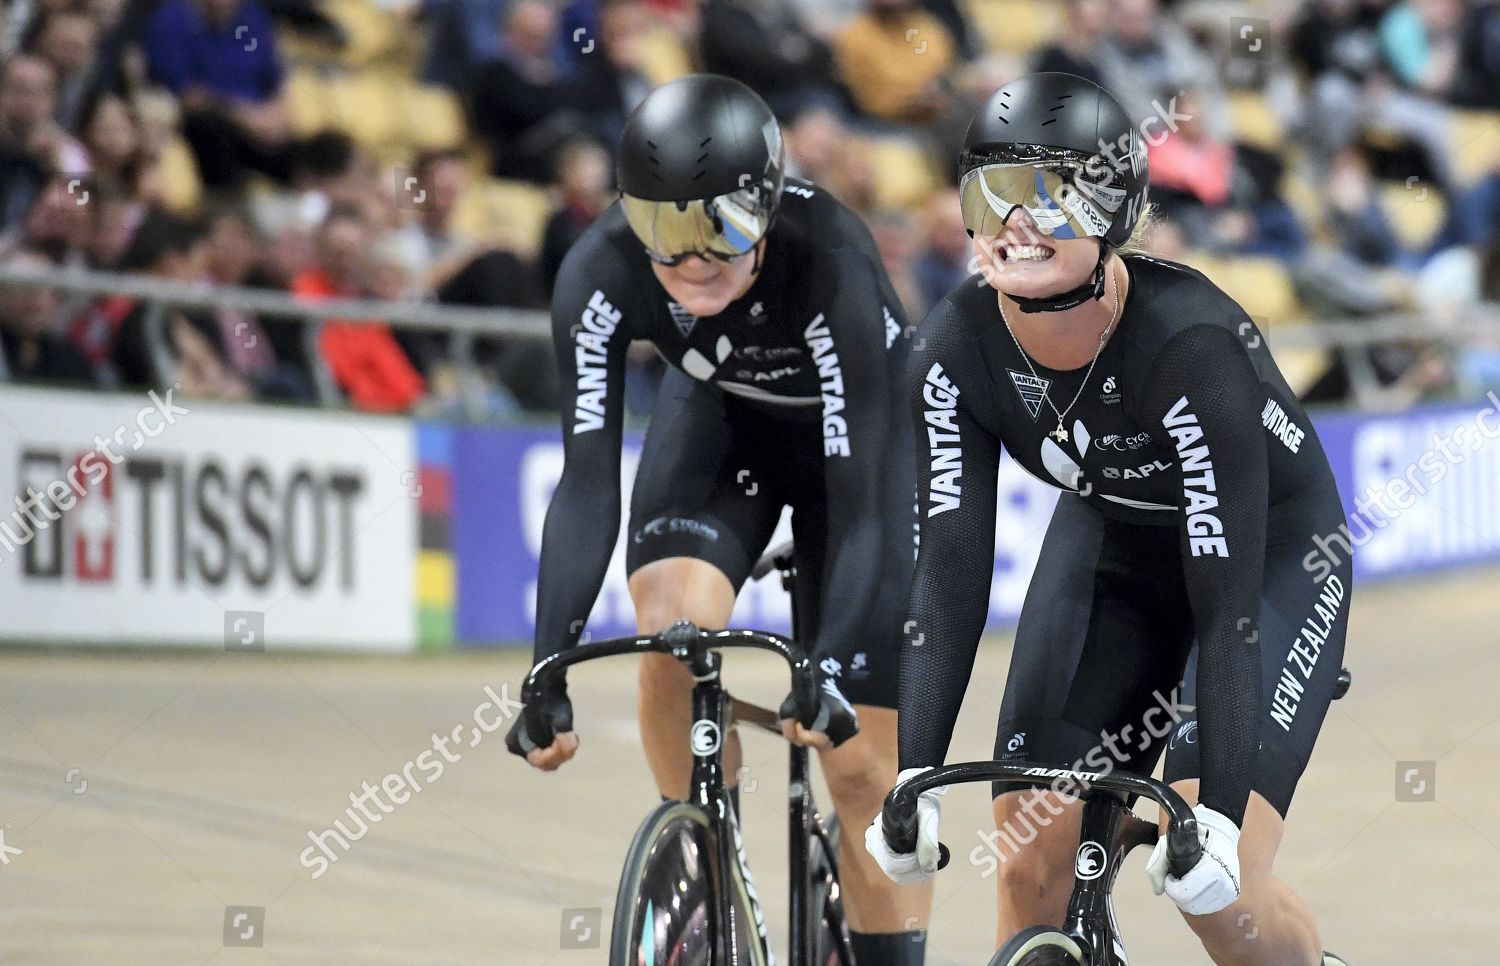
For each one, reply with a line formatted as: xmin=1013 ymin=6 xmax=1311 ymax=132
xmin=15 ymin=449 xmax=367 ymax=590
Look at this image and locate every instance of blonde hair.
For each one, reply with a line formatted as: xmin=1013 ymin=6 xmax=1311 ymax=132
xmin=1112 ymin=201 xmax=1158 ymax=258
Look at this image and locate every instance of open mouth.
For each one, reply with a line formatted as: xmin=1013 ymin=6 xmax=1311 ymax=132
xmin=1000 ymin=242 xmax=1055 ymax=263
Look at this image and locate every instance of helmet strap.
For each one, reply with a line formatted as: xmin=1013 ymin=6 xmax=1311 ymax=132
xmin=1008 ymin=242 xmax=1108 ymax=313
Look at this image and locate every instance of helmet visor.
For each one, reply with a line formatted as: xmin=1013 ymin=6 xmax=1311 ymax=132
xmin=621 ymin=184 xmax=775 ymax=264
xmin=959 ymin=161 xmax=1127 ymax=240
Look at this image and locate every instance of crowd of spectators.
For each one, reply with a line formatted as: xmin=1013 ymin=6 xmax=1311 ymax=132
xmin=1 ymin=0 xmax=1498 ymax=415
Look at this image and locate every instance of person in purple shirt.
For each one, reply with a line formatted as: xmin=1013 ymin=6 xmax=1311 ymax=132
xmin=142 ymin=0 xmax=295 ymax=188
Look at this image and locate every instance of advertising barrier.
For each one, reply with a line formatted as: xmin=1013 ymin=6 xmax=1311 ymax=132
xmin=445 ymin=394 xmax=1500 ymax=647
xmin=0 ymin=385 xmax=418 ymax=651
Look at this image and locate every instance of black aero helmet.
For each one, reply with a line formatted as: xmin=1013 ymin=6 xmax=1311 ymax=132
xmin=617 ymin=74 xmax=785 ymax=265
xmin=959 ymin=72 xmax=1147 ymax=248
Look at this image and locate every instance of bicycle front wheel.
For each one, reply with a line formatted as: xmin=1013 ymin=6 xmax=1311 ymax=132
xmin=610 ymin=801 xmax=717 ymax=966
xmin=988 ymin=925 xmax=1086 ymax=966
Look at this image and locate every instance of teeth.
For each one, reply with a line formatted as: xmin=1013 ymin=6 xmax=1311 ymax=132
xmin=1005 ymin=245 xmax=1053 ymax=262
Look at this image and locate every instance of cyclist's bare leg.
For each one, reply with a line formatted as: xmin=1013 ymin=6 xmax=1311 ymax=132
xmin=817 ymin=706 xmax=934 ymax=934
xmin=991 ymin=789 xmax=1085 ymax=945
xmin=630 ymin=558 xmax=742 ymax=799
xmin=1157 ymin=780 xmax=1322 ymax=966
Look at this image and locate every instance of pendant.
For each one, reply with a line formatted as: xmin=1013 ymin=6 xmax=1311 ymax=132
xmin=1050 ymin=423 xmax=1068 ymax=443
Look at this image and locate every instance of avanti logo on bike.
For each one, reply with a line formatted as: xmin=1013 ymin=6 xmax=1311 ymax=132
xmin=1075 ymin=841 xmax=1107 ymax=881
xmin=690 ymin=720 xmax=721 ymax=757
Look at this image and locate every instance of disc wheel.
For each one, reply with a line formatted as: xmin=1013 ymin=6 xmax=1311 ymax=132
xmin=609 ymin=801 xmax=717 ymax=966
xmin=988 ymin=925 xmax=1087 ymax=966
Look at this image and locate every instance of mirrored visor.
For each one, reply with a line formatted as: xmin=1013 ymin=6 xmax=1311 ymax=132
xmin=958 ymin=162 xmax=1125 ymax=240
xmin=621 ymin=185 xmax=775 ymax=262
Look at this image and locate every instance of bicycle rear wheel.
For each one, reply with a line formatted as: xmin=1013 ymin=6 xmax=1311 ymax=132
xmin=988 ymin=925 xmax=1086 ymax=966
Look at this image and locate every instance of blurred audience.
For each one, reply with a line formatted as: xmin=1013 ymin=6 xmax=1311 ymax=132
xmin=832 ymin=0 xmax=957 ymax=125
xmin=0 ymin=247 xmax=95 ymax=385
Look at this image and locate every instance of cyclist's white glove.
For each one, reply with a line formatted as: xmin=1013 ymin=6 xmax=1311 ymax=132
xmin=1146 ymin=803 xmax=1241 ymax=916
xmin=863 ymin=766 xmax=946 ymax=885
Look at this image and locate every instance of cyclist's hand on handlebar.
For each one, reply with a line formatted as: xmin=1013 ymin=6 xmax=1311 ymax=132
xmin=865 ymin=766 xmax=947 ymax=884
xmin=1146 ymin=803 xmax=1241 ymax=915
xmin=778 ymin=674 xmax=858 ymax=749
xmin=505 ymin=681 xmax=579 ymax=771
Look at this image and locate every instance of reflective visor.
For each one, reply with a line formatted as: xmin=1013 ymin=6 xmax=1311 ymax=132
xmin=959 ymin=161 xmax=1126 ymax=240
xmin=621 ymin=185 xmax=775 ymax=264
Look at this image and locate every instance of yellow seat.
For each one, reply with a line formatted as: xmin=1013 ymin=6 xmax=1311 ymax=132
xmin=1187 ymin=253 xmax=1302 ymax=325
xmin=1379 ymin=181 xmax=1448 ymax=250
xmin=1453 ymin=110 xmax=1500 ymax=183
xmin=326 ymin=72 xmax=403 ymax=148
xmin=966 ymin=0 xmax=1056 ymax=56
xmin=638 ymin=24 xmax=693 ymax=86
xmin=154 ymin=134 xmax=204 ymax=217
xmin=1228 ymin=90 xmax=1282 ymax=151
xmin=401 ymin=83 xmax=467 ymax=151
xmin=284 ymin=67 xmax=331 ymax=136
xmin=321 ymin=0 xmax=404 ymax=66
xmin=451 ymin=178 xmax=553 ymax=260
xmin=865 ymin=137 xmax=938 ymax=210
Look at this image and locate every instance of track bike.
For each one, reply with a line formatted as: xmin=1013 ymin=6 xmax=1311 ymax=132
xmin=878 ymin=670 xmax=1352 ymax=965
xmin=519 ymin=542 xmax=853 ymax=965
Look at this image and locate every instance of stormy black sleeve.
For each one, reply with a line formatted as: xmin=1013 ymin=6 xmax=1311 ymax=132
xmin=531 ymin=243 xmax=635 ymax=665
xmin=1137 ymin=324 xmax=1268 ymax=827
xmin=897 ymin=302 xmax=1003 ymax=771
xmin=802 ymin=248 xmax=901 ymax=674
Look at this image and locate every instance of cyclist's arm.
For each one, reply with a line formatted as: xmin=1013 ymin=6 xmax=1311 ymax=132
xmin=897 ymin=305 xmax=1002 ymax=770
xmin=803 ymin=248 xmax=900 ymax=676
xmin=532 ymin=250 xmax=635 ymax=665
xmin=1138 ymin=323 xmax=1268 ymax=828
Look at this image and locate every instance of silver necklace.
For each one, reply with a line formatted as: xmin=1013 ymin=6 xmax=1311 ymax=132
xmin=999 ymin=263 xmax=1120 ymax=444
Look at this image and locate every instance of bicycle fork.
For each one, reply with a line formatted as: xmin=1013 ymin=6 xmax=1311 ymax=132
xmin=1060 ymin=795 xmax=1160 ymax=966
xmin=686 ymin=648 xmax=775 ymax=965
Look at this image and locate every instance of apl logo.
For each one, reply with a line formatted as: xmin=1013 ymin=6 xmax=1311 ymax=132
xmin=690 ymin=720 xmax=721 ymax=757
xmin=1075 ymin=841 xmax=1107 ymax=881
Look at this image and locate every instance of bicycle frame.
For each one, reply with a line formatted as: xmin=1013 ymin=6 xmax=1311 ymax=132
xmin=522 ymin=615 xmax=848 ymax=964
xmin=884 ymin=761 xmax=1203 ymax=966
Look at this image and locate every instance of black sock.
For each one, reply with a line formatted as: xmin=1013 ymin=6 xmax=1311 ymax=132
xmin=849 ymin=929 xmax=926 ymax=966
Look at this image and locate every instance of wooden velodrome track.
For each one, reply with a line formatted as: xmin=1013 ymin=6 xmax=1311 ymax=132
xmin=0 ymin=566 xmax=1496 ymax=964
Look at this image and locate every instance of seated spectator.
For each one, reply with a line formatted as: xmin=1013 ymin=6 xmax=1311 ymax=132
xmin=783 ymin=104 xmax=845 ymax=184
xmin=0 ymin=247 xmax=96 ymax=386
xmin=1455 ymin=0 xmax=1500 ymax=107
xmin=1324 ymin=147 xmax=1403 ymax=269
xmin=561 ymin=0 xmax=654 ymax=166
xmin=1378 ymin=0 xmax=1464 ymax=100
xmin=540 ymin=137 xmax=611 ymax=296
xmin=203 ymin=204 xmax=315 ymax=401
xmin=1452 ymin=147 xmax=1500 ymax=247
xmin=293 ymin=207 xmax=425 ymax=413
xmin=108 ymin=207 xmax=252 ymax=399
xmin=0 ymin=54 xmax=86 ymax=228
xmin=143 ymin=0 xmax=295 ymax=189
xmin=913 ymin=188 xmax=969 ymax=309
xmin=422 ymin=0 xmax=507 ymax=89
xmin=868 ymin=207 xmax=924 ymax=319
xmin=832 ymin=0 xmax=957 ymax=125
xmin=1030 ymin=0 xmax=1106 ymax=84
xmin=468 ymin=0 xmax=592 ymax=183
xmin=1144 ymin=91 xmax=1235 ymax=247
xmin=23 ymin=8 xmax=98 ymax=130
xmin=700 ymin=0 xmax=843 ymax=118
xmin=1094 ymin=0 xmax=1231 ymax=142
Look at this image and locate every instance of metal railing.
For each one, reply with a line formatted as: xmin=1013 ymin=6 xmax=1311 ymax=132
xmin=2 ymin=263 xmax=1497 ymax=412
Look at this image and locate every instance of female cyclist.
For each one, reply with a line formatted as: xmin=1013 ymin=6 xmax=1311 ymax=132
xmin=865 ymin=73 xmax=1352 ymax=966
xmin=508 ymin=74 xmax=933 ymax=963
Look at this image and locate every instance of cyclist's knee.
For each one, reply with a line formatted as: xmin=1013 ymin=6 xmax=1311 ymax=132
xmin=991 ymin=792 xmax=1080 ymax=893
xmin=638 ymin=652 xmax=692 ymax=704
xmin=628 ymin=559 xmax=735 ymax=633
xmin=821 ymin=745 xmax=893 ymax=816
